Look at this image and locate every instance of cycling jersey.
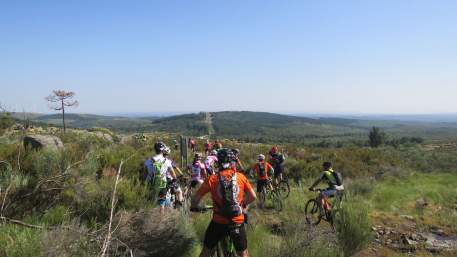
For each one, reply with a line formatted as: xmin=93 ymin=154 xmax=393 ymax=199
xmin=319 ymin=168 xmax=338 ymax=189
xmin=205 ymin=155 xmax=218 ymax=173
xmin=190 ymin=161 xmax=205 ymax=181
xmin=195 ymin=169 xmax=254 ymax=224
xmin=253 ymin=161 xmax=274 ymax=180
xmin=145 ymin=154 xmax=173 ymax=187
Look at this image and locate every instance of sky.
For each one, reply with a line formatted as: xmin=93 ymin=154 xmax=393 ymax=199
xmin=1 ymin=0 xmax=457 ymax=115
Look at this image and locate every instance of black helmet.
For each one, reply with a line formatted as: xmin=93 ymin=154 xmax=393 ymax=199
xmin=323 ymin=161 xmax=332 ymax=169
xmin=194 ymin=153 xmax=202 ymax=160
xmin=217 ymin=148 xmax=235 ymax=165
xmin=154 ymin=142 xmax=167 ymax=154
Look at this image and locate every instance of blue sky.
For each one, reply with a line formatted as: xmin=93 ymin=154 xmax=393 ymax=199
xmin=1 ymin=0 xmax=456 ymax=114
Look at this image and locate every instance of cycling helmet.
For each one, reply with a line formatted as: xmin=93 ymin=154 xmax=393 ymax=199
xmin=258 ymin=154 xmax=265 ymax=160
xmin=270 ymin=146 xmax=278 ymax=154
xmin=323 ymin=161 xmax=332 ymax=169
xmin=211 ymin=150 xmax=218 ymax=155
xmin=163 ymin=147 xmax=171 ymax=156
xmin=194 ymin=153 xmax=202 ymax=160
xmin=154 ymin=142 xmax=167 ymax=154
xmin=217 ymin=148 xmax=235 ymax=165
xmin=232 ymin=148 xmax=240 ymax=156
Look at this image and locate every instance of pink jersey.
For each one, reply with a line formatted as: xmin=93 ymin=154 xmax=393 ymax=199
xmin=190 ymin=161 xmax=205 ymax=181
xmin=205 ymin=155 xmax=218 ymax=169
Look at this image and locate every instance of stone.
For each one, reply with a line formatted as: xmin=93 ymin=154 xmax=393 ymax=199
xmin=400 ymin=215 xmax=415 ymax=221
xmin=24 ymin=135 xmax=64 ymax=151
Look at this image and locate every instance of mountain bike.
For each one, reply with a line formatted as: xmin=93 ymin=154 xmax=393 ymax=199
xmin=259 ymin=179 xmax=283 ymax=212
xmin=190 ymin=206 xmax=246 ymax=257
xmin=275 ymin=175 xmax=290 ymax=198
xmin=304 ymin=188 xmax=344 ymax=231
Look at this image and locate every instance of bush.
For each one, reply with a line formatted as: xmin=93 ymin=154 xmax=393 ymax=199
xmin=336 ymin=196 xmax=372 ymax=257
xmin=0 ymin=225 xmax=44 ymax=257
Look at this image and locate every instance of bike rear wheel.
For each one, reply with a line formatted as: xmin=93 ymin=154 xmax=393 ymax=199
xmin=304 ymin=199 xmax=321 ymax=225
xmin=277 ymin=179 xmax=290 ymax=198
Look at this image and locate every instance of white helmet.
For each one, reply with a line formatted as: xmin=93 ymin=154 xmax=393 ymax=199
xmin=258 ymin=154 xmax=265 ymax=160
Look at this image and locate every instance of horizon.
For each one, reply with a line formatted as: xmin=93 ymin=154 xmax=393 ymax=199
xmin=2 ymin=1 xmax=457 ymax=114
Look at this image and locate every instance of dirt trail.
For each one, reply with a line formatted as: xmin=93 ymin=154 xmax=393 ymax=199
xmin=204 ymin=112 xmax=215 ymax=136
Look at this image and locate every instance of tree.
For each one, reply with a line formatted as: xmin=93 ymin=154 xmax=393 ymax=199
xmin=368 ymin=126 xmax=386 ymax=148
xmin=45 ymin=90 xmax=78 ymax=133
xmin=0 ymin=103 xmax=14 ymax=135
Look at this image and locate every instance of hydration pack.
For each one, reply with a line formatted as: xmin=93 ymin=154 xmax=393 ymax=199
xmin=332 ymin=171 xmax=343 ymax=186
xmin=218 ymin=172 xmax=242 ymax=218
xmin=145 ymin=158 xmax=166 ymax=188
xmin=257 ymin=163 xmax=266 ymax=177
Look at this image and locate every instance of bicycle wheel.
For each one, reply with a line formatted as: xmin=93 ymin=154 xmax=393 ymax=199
xmin=304 ymin=199 xmax=321 ymax=225
xmin=277 ymin=179 xmax=290 ymax=198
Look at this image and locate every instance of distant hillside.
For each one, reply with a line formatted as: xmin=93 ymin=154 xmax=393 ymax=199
xmin=21 ymin=113 xmax=155 ymax=131
xmin=149 ymin=111 xmax=365 ymax=143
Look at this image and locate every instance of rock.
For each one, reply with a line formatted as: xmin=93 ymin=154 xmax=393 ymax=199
xmin=402 ymin=235 xmax=418 ymax=246
xmin=113 ymin=209 xmax=196 ymax=257
xmin=93 ymin=131 xmax=113 ymax=142
xmin=400 ymin=215 xmax=415 ymax=221
xmin=416 ymin=198 xmax=428 ymax=208
xmin=24 ymin=135 xmax=64 ymax=150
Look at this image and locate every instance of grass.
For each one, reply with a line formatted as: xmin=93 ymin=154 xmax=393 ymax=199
xmin=369 ymin=172 xmax=457 ymax=232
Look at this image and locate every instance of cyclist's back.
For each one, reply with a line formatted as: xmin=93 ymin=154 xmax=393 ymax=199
xmin=191 ymin=148 xmax=256 ymax=257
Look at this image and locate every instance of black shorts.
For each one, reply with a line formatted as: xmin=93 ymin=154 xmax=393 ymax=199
xmin=203 ymin=221 xmax=247 ymax=252
xmin=257 ymin=179 xmax=268 ymax=193
xmin=273 ymin=169 xmax=283 ymax=178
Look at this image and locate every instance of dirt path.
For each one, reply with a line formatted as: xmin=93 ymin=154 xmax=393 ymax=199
xmin=204 ymin=112 xmax=215 ymax=136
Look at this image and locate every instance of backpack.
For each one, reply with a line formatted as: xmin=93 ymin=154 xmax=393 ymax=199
xmin=145 ymin=158 xmax=166 ymax=188
xmin=332 ymin=171 xmax=343 ymax=186
xmin=257 ymin=163 xmax=266 ymax=177
xmin=218 ymin=172 xmax=242 ymax=218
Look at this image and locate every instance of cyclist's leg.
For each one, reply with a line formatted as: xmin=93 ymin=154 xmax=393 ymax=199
xmin=257 ymin=180 xmax=265 ymax=208
xmin=228 ymin=224 xmax=248 ymax=257
xmin=201 ymin=221 xmax=227 ymax=257
xmin=158 ymin=188 xmax=167 ymax=214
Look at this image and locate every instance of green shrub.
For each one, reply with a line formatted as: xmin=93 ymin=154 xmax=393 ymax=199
xmin=42 ymin=205 xmax=71 ymax=226
xmin=336 ymin=195 xmax=371 ymax=257
xmin=0 ymin=225 xmax=44 ymax=257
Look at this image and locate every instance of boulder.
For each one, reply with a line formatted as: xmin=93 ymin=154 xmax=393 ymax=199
xmin=113 ymin=209 xmax=196 ymax=257
xmin=93 ymin=131 xmax=114 ymax=142
xmin=24 ymin=135 xmax=64 ymax=150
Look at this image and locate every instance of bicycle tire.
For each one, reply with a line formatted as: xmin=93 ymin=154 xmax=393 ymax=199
xmin=277 ymin=179 xmax=290 ymax=198
xmin=304 ymin=199 xmax=321 ymax=225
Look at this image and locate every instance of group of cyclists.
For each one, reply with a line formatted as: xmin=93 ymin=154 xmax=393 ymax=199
xmin=143 ymin=141 xmax=344 ymax=257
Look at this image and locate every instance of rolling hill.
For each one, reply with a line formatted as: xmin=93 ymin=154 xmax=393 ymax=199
xmin=13 ymin=111 xmax=457 ymax=143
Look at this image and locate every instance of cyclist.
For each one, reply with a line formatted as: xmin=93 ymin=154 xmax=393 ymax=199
xmin=231 ymin=148 xmax=245 ymax=174
xmin=204 ymin=139 xmax=212 ymax=155
xmin=213 ymin=140 xmax=222 ymax=150
xmin=191 ymin=148 xmax=256 ymax=257
xmin=188 ymin=153 xmax=207 ymax=189
xmin=308 ymin=161 xmax=344 ymax=217
xmin=144 ymin=142 xmax=181 ymax=213
xmin=163 ymin=147 xmax=184 ymax=205
xmin=252 ymin=154 xmax=274 ymax=209
xmin=268 ymin=146 xmax=285 ymax=185
xmin=204 ymin=150 xmax=218 ymax=175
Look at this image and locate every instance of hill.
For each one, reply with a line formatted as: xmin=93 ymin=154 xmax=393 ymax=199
xmin=149 ymin=111 xmax=365 ymax=143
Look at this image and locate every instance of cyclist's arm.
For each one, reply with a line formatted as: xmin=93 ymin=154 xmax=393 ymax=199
xmin=191 ymin=179 xmax=210 ymax=208
xmin=174 ymin=166 xmax=184 ymax=176
xmin=169 ymin=167 xmax=177 ymax=180
xmin=310 ymin=173 xmax=324 ymax=189
xmin=243 ymin=177 xmax=256 ymax=206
